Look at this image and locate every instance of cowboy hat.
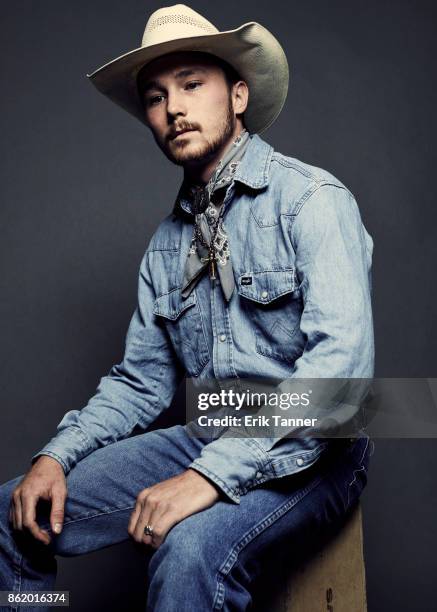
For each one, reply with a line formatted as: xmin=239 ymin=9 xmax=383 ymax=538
xmin=86 ymin=4 xmax=289 ymax=134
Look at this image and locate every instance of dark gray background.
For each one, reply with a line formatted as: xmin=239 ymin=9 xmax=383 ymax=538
xmin=1 ymin=1 xmax=436 ymax=610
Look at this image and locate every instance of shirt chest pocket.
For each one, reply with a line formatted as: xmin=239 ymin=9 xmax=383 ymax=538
xmin=237 ymin=269 xmax=305 ymax=365
xmin=153 ymin=288 xmax=210 ymax=377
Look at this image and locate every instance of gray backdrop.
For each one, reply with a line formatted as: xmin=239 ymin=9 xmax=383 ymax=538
xmin=1 ymin=1 xmax=436 ymax=610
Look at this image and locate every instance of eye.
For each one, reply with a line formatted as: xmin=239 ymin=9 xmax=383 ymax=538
xmin=185 ymin=81 xmax=202 ymax=90
xmin=147 ymin=95 xmax=165 ymax=107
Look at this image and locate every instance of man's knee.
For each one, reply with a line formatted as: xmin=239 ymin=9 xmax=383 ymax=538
xmin=0 ymin=476 xmax=25 ymax=552
xmin=0 ymin=476 xmax=23 ymax=519
xmin=148 ymin=515 xmax=214 ymax=581
xmin=146 ymin=514 xmax=252 ymax=610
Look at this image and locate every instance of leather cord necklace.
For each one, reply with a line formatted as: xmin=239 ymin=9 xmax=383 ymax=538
xmin=191 ymin=187 xmax=225 ymax=281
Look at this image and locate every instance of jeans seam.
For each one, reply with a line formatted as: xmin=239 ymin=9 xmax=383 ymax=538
xmin=211 ymin=474 xmax=324 ymax=610
xmin=11 ymin=542 xmax=22 ymax=612
xmin=39 ymin=504 xmax=135 ymax=532
xmin=345 ymin=436 xmax=370 ymax=510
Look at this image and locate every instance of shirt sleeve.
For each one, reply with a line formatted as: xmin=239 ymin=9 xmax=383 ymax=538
xmin=187 ymin=183 xmax=375 ymax=503
xmin=31 ymin=249 xmax=184 ymax=474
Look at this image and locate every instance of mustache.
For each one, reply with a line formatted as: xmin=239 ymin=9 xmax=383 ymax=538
xmin=168 ymin=122 xmax=199 ymax=139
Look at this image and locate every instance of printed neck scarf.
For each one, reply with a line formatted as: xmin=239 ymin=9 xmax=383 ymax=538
xmin=181 ymin=129 xmax=251 ymax=302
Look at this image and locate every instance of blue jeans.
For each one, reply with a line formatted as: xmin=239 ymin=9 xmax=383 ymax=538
xmin=0 ymin=425 xmax=373 ymax=611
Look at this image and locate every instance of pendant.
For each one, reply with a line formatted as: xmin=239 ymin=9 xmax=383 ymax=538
xmin=210 ymin=258 xmax=216 ymax=280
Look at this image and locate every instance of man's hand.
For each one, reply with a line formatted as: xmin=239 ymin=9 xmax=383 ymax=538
xmin=127 ymin=468 xmax=221 ymax=550
xmin=9 ymin=455 xmax=67 ymax=545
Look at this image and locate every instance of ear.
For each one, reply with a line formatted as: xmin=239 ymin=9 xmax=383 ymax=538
xmin=231 ymin=80 xmax=249 ymax=115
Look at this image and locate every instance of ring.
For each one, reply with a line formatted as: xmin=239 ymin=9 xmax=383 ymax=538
xmin=144 ymin=524 xmax=154 ymax=537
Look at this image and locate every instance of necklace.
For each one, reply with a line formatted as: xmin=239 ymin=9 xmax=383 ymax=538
xmin=192 ymin=188 xmax=224 ymax=280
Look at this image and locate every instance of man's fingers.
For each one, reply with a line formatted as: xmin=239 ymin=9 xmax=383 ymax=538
xmin=12 ymin=491 xmax=23 ymax=530
xmin=127 ymin=498 xmax=144 ymax=541
xmin=139 ymin=502 xmax=157 ymax=547
xmin=143 ymin=508 xmax=168 ymax=549
xmin=133 ymin=495 xmax=156 ymax=544
xmin=50 ymin=487 xmax=67 ymax=535
xmin=136 ymin=497 xmax=172 ymax=548
xmin=143 ymin=504 xmax=177 ymax=549
xmin=8 ymin=504 xmax=16 ymax=530
xmin=21 ymin=493 xmax=51 ymax=545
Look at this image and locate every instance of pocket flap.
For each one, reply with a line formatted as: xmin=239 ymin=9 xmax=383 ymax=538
xmin=237 ymin=269 xmax=296 ymax=304
xmin=153 ymin=288 xmax=196 ymax=320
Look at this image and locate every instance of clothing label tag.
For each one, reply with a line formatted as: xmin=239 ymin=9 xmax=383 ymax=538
xmin=241 ymin=276 xmax=252 ymax=286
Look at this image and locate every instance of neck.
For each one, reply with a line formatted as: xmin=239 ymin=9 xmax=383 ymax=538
xmin=183 ymin=124 xmax=246 ymax=187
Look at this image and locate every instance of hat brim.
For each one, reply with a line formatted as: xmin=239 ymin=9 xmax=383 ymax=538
xmin=86 ymin=21 xmax=289 ymax=134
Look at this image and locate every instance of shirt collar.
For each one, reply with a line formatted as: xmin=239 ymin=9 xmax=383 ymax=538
xmin=173 ymin=133 xmax=274 ymax=217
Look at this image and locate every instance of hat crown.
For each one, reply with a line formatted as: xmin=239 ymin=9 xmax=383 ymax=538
xmin=142 ymin=4 xmax=218 ymax=47
xmin=87 ymin=4 xmax=289 ymax=135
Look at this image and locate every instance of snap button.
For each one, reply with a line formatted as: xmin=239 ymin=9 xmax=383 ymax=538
xmin=219 ymin=334 xmax=226 ymax=342
xmin=261 ymin=290 xmax=268 ymax=298
xmin=296 ymin=458 xmax=304 ymax=466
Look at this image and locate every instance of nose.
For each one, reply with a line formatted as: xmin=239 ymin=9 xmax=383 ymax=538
xmin=166 ymin=87 xmax=187 ymax=120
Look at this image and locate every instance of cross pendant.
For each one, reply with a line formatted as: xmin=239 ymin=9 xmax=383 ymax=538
xmin=209 ymin=258 xmax=216 ymax=280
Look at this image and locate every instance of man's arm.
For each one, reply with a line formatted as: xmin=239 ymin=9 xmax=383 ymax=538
xmin=13 ymin=244 xmax=218 ymax=548
xmin=187 ymin=183 xmax=375 ymax=503
xmin=31 ymin=248 xmax=185 ymax=474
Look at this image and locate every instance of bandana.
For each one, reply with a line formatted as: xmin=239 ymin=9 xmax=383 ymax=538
xmin=180 ymin=129 xmax=251 ymax=302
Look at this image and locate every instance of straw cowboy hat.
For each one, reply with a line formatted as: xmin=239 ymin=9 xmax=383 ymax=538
xmin=86 ymin=4 xmax=289 ymax=134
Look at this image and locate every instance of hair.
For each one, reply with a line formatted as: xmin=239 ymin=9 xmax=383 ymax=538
xmin=208 ymin=54 xmax=243 ymax=90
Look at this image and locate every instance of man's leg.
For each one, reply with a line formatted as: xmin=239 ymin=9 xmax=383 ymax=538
xmin=0 ymin=425 xmax=211 ymax=608
xmin=145 ymin=435 xmax=373 ymax=612
xmin=0 ymin=427 xmax=372 ymax=612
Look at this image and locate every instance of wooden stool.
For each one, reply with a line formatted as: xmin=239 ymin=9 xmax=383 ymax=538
xmin=252 ymin=503 xmax=367 ymax=612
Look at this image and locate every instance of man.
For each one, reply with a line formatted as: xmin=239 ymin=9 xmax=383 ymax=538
xmin=0 ymin=4 xmax=375 ymax=610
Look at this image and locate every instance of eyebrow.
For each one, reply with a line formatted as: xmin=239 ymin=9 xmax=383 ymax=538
xmin=141 ymin=67 xmax=208 ymax=94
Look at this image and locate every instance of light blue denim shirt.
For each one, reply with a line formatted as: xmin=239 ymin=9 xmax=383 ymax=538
xmin=32 ymin=133 xmax=374 ymax=504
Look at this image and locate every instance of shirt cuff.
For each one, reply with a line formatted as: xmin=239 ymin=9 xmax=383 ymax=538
xmin=31 ymin=427 xmax=92 ymax=475
xmin=188 ymin=436 xmax=275 ymax=504
xmin=31 ymin=451 xmax=69 ymax=474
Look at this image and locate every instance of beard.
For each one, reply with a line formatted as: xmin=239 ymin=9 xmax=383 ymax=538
xmin=155 ymin=94 xmax=236 ymax=167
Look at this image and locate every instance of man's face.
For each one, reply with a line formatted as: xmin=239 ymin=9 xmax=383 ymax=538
xmin=138 ymin=52 xmax=245 ymax=167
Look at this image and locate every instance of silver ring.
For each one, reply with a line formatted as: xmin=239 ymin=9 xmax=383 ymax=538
xmin=144 ymin=524 xmax=154 ymax=537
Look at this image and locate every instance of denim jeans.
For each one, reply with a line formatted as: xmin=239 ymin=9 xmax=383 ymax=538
xmin=0 ymin=426 xmax=373 ymax=611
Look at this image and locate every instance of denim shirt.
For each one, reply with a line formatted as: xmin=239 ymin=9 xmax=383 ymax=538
xmin=32 ymin=133 xmax=375 ymax=504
